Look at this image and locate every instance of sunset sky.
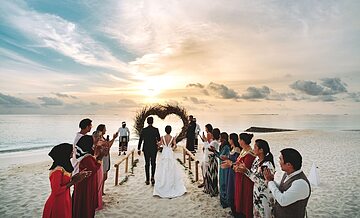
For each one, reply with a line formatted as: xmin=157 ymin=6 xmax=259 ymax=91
xmin=1 ymin=0 xmax=359 ymax=115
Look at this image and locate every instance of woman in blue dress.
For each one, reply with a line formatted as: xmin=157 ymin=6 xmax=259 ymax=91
xmin=223 ymin=133 xmax=242 ymax=215
xmin=210 ymin=132 xmax=231 ymax=207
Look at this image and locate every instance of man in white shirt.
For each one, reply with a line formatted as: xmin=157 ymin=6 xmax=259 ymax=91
xmin=264 ymin=148 xmax=311 ymax=218
xmin=71 ymin=118 xmax=92 ymax=174
xmin=118 ymin=121 xmax=130 ymax=155
xmin=193 ymin=117 xmax=201 ymax=152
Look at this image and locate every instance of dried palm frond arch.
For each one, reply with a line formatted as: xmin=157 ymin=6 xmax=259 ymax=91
xmin=133 ymin=104 xmax=189 ymax=143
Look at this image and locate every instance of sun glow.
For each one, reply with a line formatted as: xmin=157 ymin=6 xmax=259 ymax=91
xmin=138 ymin=74 xmax=180 ymax=99
xmin=140 ymin=78 xmax=162 ymax=98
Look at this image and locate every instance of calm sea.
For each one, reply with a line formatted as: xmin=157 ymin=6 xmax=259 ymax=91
xmin=0 ymin=114 xmax=359 ymax=153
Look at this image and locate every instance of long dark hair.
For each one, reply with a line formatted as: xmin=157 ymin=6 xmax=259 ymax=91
xmin=212 ymin=128 xmax=220 ymax=140
xmin=205 ymin=124 xmax=213 ymax=133
xmin=239 ymin=133 xmax=254 ymax=145
xmin=220 ymin=132 xmax=229 ymax=146
xmin=255 ymin=139 xmax=275 ymax=168
xmin=229 ymin=133 xmax=241 ymax=150
xmin=96 ymin=124 xmax=105 ymax=132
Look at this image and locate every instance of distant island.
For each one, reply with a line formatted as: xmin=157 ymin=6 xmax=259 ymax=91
xmin=245 ymin=126 xmax=296 ymax=133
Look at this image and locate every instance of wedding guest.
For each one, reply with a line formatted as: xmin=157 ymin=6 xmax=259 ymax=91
xmin=219 ymin=132 xmax=231 ymax=207
xmin=73 ymin=134 xmax=104 ymax=218
xmin=118 ymin=121 xmax=130 ymax=155
xmin=198 ymin=123 xmax=213 ymax=188
xmin=193 ymin=117 xmax=201 ymax=152
xmin=264 ymin=148 xmax=311 ymax=218
xmin=225 ymin=133 xmax=242 ymax=215
xmin=234 ymin=133 xmax=256 ymax=218
xmin=210 ymin=132 xmax=230 ymax=207
xmin=238 ymin=139 xmax=275 ymax=218
xmin=43 ymin=143 xmax=91 ymax=218
xmin=93 ymin=130 xmax=106 ymax=211
xmin=202 ymin=124 xmax=214 ymax=144
xmin=204 ymin=128 xmax=220 ymax=197
xmin=96 ymin=124 xmax=118 ymax=195
xmin=186 ymin=115 xmax=196 ymax=154
xmin=222 ymin=133 xmax=256 ymax=218
xmin=72 ymin=118 xmax=92 ymax=175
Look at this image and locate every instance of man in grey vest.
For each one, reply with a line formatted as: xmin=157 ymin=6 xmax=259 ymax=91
xmin=264 ymin=148 xmax=311 ymax=218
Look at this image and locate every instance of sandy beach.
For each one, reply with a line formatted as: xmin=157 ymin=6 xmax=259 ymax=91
xmin=1 ymin=130 xmax=360 ymax=217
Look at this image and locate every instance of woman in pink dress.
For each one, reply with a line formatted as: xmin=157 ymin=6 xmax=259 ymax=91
xmin=73 ymin=135 xmax=104 ymax=218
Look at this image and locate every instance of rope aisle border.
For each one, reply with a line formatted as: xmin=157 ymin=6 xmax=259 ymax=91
xmin=177 ymin=158 xmax=196 ymax=183
xmin=119 ymin=159 xmax=139 ymax=185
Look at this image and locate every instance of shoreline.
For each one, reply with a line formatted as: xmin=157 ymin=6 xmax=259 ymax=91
xmin=0 ymin=128 xmax=354 ymax=169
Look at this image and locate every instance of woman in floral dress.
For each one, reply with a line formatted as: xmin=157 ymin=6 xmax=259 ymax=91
xmin=238 ymin=139 xmax=275 ymax=218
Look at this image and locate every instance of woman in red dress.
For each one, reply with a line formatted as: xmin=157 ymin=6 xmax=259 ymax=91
xmin=43 ymin=143 xmax=90 ymax=218
xmin=233 ymin=133 xmax=256 ymax=218
xmin=73 ymin=134 xmax=104 ymax=218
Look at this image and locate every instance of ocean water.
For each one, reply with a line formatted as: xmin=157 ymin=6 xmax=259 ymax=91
xmin=0 ymin=114 xmax=359 ymax=153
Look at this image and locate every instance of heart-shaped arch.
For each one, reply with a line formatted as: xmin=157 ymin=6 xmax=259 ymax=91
xmin=133 ymin=104 xmax=189 ymax=143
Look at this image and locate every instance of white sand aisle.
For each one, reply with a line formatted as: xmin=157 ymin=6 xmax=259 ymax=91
xmin=96 ymin=147 xmax=230 ymax=218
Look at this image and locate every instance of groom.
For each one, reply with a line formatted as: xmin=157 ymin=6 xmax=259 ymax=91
xmin=137 ymin=116 xmax=161 ymax=185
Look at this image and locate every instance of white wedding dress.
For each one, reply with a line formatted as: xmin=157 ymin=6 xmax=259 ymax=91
xmin=153 ymin=136 xmax=186 ymax=198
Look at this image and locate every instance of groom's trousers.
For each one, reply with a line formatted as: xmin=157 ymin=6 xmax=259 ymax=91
xmin=144 ymin=151 xmax=158 ymax=181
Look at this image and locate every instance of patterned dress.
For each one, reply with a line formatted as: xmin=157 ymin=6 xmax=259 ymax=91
xmin=204 ymin=140 xmax=220 ymax=197
xmin=245 ymin=157 xmax=275 ymax=218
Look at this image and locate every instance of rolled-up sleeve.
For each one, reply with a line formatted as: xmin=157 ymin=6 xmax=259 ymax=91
xmin=268 ymin=179 xmax=310 ymax=207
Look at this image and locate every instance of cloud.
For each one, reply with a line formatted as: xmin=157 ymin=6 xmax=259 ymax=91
xmin=347 ymin=92 xmax=360 ymax=102
xmin=183 ymin=97 xmax=207 ymax=104
xmin=241 ymin=86 xmax=271 ymax=99
xmin=289 ymin=78 xmax=352 ymax=102
xmin=207 ymin=82 xmax=239 ymax=99
xmin=0 ymin=1 xmax=130 ymax=74
xmin=320 ymin=78 xmax=347 ymax=94
xmin=186 ymin=83 xmax=204 ymax=89
xmin=186 ymin=82 xmax=209 ymax=95
xmin=290 ymin=80 xmax=325 ymax=96
xmin=290 ymin=78 xmax=349 ymax=97
xmin=38 ymin=97 xmax=64 ymax=106
xmin=53 ymin=92 xmax=77 ymax=99
xmin=0 ymin=93 xmax=38 ymax=108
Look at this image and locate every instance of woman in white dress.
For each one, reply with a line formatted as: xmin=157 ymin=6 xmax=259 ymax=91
xmin=153 ymin=125 xmax=187 ymax=198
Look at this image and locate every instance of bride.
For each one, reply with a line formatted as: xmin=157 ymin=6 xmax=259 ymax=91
xmin=153 ymin=125 xmax=186 ymax=198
